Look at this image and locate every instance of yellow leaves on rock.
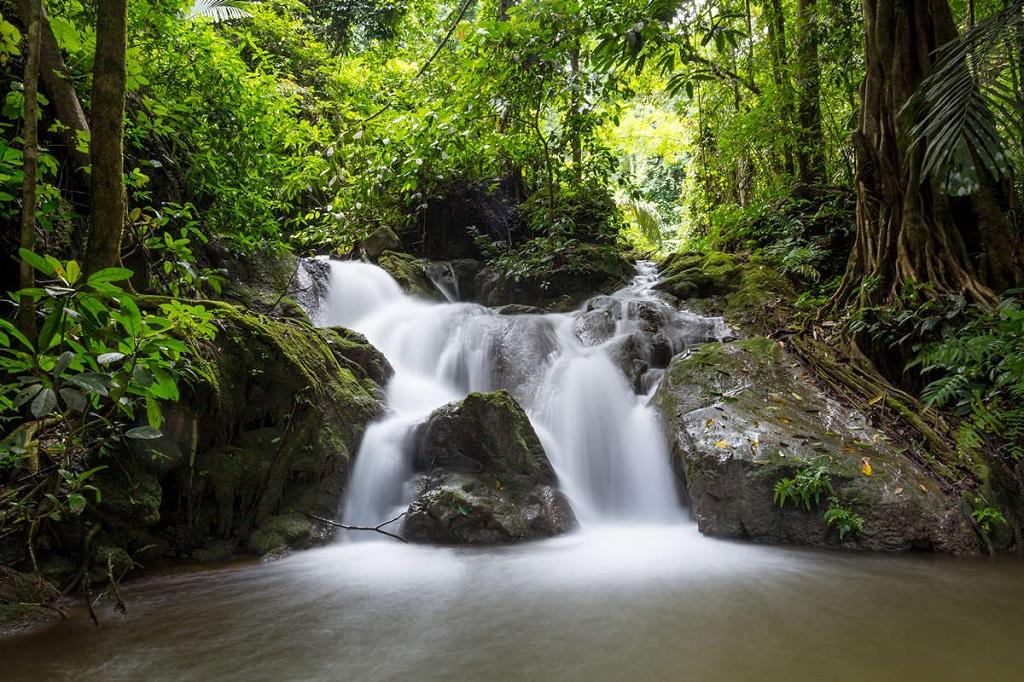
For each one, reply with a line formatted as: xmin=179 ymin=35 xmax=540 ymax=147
xmin=714 ymin=440 xmax=730 ymax=449
xmin=860 ymin=457 xmax=873 ymax=476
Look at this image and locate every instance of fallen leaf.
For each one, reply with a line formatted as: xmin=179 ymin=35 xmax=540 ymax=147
xmin=714 ymin=440 xmax=730 ymax=449
xmin=868 ymin=394 xmax=884 ymax=406
xmin=919 ymin=483 xmax=928 ymax=493
xmin=894 ymin=487 xmax=904 ymax=495
xmin=860 ymin=457 xmax=873 ymax=476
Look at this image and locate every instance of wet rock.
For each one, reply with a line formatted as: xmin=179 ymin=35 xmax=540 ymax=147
xmin=360 ymin=225 xmax=401 ymax=261
xmin=324 ymin=326 xmax=394 ymax=387
xmin=405 ymin=391 xmax=577 ymax=544
xmin=449 ymin=259 xmax=483 ymax=301
xmin=476 ymin=244 xmax=632 ymax=309
xmin=573 ymin=307 xmax=617 ymax=346
xmin=494 ymin=304 xmax=548 ymax=315
xmin=656 ymin=252 xmax=793 ymax=334
xmin=377 ymin=250 xmax=445 ymax=300
xmin=0 ymin=567 xmax=60 ymax=632
xmin=653 ymin=337 xmax=978 ymax=552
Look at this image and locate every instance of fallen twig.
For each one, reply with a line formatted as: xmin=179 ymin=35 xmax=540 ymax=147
xmin=308 ymin=512 xmax=408 ymax=543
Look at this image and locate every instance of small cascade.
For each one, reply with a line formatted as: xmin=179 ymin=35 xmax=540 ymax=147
xmin=308 ymin=258 xmax=731 ymax=529
xmin=424 ymin=261 xmax=459 ymax=302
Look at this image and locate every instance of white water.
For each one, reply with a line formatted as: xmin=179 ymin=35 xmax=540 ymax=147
xmin=310 ymin=258 xmax=729 ymax=528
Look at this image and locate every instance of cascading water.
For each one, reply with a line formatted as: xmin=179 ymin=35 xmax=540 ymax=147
xmin=309 ymin=258 xmax=730 ymax=529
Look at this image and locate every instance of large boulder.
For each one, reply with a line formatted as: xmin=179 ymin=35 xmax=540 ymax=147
xmin=359 ymin=225 xmax=402 ymax=261
xmin=97 ymin=302 xmax=387 ymax=568
xmin=656 ymin=252 xmax=793 ymax=334
xmin=653 ymin=337 xmax=978 ymax=552
xmin=404 ymin=391 xmax=576 ymax=544
xmin=476 ymin=244 xmax=633 ymax=310
xmin=376 ymin=250 xmax=445 ymax=300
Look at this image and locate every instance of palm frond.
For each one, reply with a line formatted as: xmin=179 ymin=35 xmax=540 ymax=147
xmin=616 ymin=193 xmax=664 ymax=245
xmin=185 ymin=0 xmax=254 ymax=22
xmin=904 ymin=1 xmax=1024 ymax=193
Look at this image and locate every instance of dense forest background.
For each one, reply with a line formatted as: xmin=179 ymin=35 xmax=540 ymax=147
xmin=1 ymin=0 xmax=1023 ymax=613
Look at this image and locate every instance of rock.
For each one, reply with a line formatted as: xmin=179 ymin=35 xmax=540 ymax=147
xmin=404 ymin=391 xmax=577 ymax=544
xmin=360 ymin=225 xmax=401 ymax=261
xmin=415 ymin=391 xmax=554 ymax=482
xmin=476 ymin=244 xmax=632 ymax=309
xmin=449 ymin=259 xmax=483 ymax=300
xmin=655 ymin=252 xmax=793 ymax=334
xmin=0 ymin=567 xmax=60 ymax=633
xmin=324 ymin=327 xmax=394 ymax=387
xmin=494 ymin=304 xmax=548 ymax=315
xmin=573 ymin=307 xmax=617 ymax=346
xmin=404 ymin=476 xmax=575 ymax=545
xmin=377 ymin=250 xmax=445 ymax=300
xmin=653 ymin=337 xmax=978 ymax=552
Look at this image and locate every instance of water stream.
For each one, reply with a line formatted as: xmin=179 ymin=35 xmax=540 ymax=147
xmin=2 ymin=260 xmax=1021 ymax=680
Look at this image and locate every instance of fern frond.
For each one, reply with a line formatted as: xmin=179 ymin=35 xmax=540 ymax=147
xmin=185 ymin=0 xmax=254 ymax=22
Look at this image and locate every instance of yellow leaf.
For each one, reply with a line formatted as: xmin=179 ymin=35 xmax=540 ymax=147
xmin=860 ymin=457 xmax=873 ymax=476
xmin=714 ymin=440 xmax=730 ymax=449
xmin=919 ymin=484 xmax=928 ymax=493
xmin=868 ymin=394 xmax=884 ymax=406
xmin=894 ymin=487 xmax=904 ymax=495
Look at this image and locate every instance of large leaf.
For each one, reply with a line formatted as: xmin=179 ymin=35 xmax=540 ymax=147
xmin=185 ymin=0 xmax=254 ymax=22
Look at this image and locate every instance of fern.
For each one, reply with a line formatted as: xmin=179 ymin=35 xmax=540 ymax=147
xmin=916 ymin=293 xmax=1024 ymax=461
xmin=185 ymin=0 xmax=254 ymax=22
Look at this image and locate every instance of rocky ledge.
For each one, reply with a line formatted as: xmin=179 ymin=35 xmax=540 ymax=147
xmin=653 ymin=337 xmax=977 ymax=552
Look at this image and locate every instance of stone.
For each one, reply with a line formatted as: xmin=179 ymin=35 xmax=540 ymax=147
xmin=404 ymin=391 xmax=577 ymax=544
xmin=377 ymin=250 xmax=445 ymax=300
xmin=0 ymin=567 xmax=60 ymax=633
xmin=360 ymin=225 xmax=401 ymax=261
xmin=653 ymin=337 xmax=978 ymax=552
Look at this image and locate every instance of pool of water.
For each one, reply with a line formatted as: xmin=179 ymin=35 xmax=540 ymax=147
xmin=2 ymin=524 xmax=1022 ymax=681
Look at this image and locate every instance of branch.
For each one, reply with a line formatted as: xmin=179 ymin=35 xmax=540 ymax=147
xmin=308 ymin=512 xmax=409 ymax=543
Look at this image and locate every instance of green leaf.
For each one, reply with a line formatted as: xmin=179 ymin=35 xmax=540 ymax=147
xmin=30 ymin=387 xmax=57 ymax=418
xmin=67 ymin=372 xmax=110 ymax=397
xmin=86 ymin=267 xmax=133 ymax=285
xmin=59 ymin=387 xmax=87 ymax=413
xmin=67 ymin=493 xmax=87 ymax=515
xmin=19 ymin=248 xmax=54 ymax=275
xmin=125 ymin=425 xmax=163 ymax=439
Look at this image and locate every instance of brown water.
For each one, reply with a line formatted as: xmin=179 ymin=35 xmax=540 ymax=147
xmin=2 ymin=524 xmax=1022 ymax=681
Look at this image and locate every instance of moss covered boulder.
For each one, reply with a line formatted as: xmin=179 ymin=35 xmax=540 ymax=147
xmin=113 ymin=303 xmax=386 ymax=562
xmin=476 ymin=244 xmax=633 ymax=310
xmin=0 ymin=567 xmax=60 ymax=633
xmin=404 ymin=391 xmax=576 ymax=544
xmin=653 ymin=337 xmax=977 ymax=552
xmin=377 ymin=250 xmax=445 ymax=300
xmin=656 ymin=252 xmax=793 ymax=334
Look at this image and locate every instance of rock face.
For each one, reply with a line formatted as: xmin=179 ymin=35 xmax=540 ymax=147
xmin=653 ymin=337 xmax=978 ymax=552
xmin=359 ymin=225 xmax=401 ymax=261
xmin=404 ymin=391 xmax=577 ymax=544
xmin=376 ymin=250 xmax=445 ymax=300
xmin=476 ymin=244 xmax=633 ymax=310
xmin=655 ymin=252 xmax=794 ymax=334
xmin=94 ymin=303 xmax=387 ymax=570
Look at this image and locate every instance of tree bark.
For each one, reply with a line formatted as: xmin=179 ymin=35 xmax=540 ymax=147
xmin=835 ymin=0 xmax=1023 ymax=310
xmin=17 ymin=0 xmax=90 ymax=173
xmin=794 ymin=0 xmax=825 ymax=186
xmin=764 ymin=0 xmax=795 ymax=175
xmin=85 ymin=0 xmax=128 ymax=274
xmin=18 ymin=0 xmax=42 ymax=336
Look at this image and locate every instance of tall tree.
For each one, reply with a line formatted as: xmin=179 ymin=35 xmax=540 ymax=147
xmin=764 ymin=0 xmax=796 ymax=175
xmin=84 ymin=0 xmax=128 ymax=274
xmin=835 ymin=0 xmax=1023 ymax=310
xmin=794 ymin=0 xmax=825 ymax=186
xmin=18 ymin=0 xmax=42 ymax=335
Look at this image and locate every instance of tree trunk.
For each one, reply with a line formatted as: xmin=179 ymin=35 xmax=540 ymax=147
xmin=835 ymin=0 xmax=1023 ymax=310
xmin=794 ymin=0 xmax=825 ymax=186
xmin=18 ymin=0 xmax=42 ymax=336
xmin=764 ymin=0 xmax=795 ymax=175
xmin=85 ymin=0 xmax=128 ymax=274
xmin=17 ymin=0 xmax=90 ymax=173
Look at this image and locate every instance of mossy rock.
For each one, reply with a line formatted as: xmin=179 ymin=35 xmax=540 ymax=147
xmin=0 ymin=567 xmax=60 ymax=633
xmin=377 ymin=250 xmax=444 ymax=300
xmin=653 ymin=338 xmax=978 ymax=552
xmin=476 ymin=243 xmax=632 ymax=310
xmin=360 ymin=225 xmax=402 ymax=261
xmin=404 ymin=391 xmax=577 ymax=544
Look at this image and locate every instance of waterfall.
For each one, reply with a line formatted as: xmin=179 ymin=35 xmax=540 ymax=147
xmin=310 ymin=258 xmax=730 ymax=528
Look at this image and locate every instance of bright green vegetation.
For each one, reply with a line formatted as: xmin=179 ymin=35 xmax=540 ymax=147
xmin=1 ymin=0 xmax=1023 ymax=623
